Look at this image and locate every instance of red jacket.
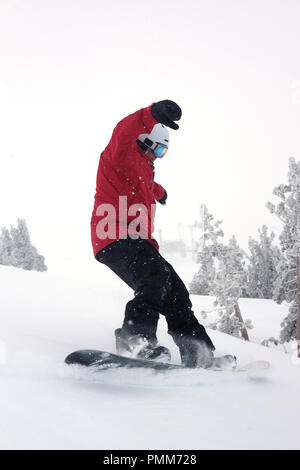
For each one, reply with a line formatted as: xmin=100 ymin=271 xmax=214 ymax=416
xmin=91 ymin=105 xmax=165 ymax=257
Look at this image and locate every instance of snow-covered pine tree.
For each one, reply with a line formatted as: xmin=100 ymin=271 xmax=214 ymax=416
xmin=190 ymin=205 xmax=251 ymax=340
xmin=246 ymin=225 xmax=282 ymax=299
xmin=267 ymin=157 xmax=300 ymax=355
xmin=209 ymin=236 xmax=252 ymax=340
xmin=0 ymin=227 xmax=14 ymax=265
xmin=189 ymin=205 xmax=222 ymax=295
xmin=189 ymin=249 xmax=215 ymax=294
xmin=9 ymin=219 xmax=47 ymax=272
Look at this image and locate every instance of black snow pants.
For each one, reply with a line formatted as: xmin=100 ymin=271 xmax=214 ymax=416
xmin=96 ymin=237 xmax=214 ymax=350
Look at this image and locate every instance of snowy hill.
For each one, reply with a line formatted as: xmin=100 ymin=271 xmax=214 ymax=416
xmin=1 ymin=264 xmax=300 ymax=450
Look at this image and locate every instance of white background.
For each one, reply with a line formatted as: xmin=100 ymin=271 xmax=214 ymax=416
xmin=1 ymin=0 xmax=300 ymax=274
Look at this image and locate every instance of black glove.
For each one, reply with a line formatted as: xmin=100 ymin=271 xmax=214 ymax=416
xmin=157 ymin=190 xmax=168 ymax=205
xmin=151 ymin=100 xmax=182 ymax=130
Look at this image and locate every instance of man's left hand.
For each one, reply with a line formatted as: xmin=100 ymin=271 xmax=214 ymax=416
xmin=157 ymin=190 xmax=168 ymax=205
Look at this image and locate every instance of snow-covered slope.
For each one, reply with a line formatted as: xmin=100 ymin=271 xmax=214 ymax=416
xmin=0 ymin=264 xmax=300 ymax=450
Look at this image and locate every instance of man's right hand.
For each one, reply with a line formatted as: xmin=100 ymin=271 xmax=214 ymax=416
xmin=151 ymin=100 xmax=182 ymax=130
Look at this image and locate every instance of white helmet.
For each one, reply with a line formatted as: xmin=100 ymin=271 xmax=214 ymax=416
xmin=137 ymin=123 xmax=169 ymax=157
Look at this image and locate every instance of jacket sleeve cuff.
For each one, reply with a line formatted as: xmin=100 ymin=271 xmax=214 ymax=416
xmin=153 ymin=182 xmax=165 ymax=201
xmin=142 ymin=104 xmax=158 ymax=133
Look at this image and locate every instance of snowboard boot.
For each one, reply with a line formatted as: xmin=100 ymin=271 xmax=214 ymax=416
xmin=177 ymin=338 xmax=215 ymax=368
xmin=177 ymin=339 xmax=236 ymax=370
xmin=171 ymin=326 xmax=216 ymax=368
xmin=172 ymin=332 xmax=236 ymax=369
xmin=115 ymin=328 xmax=171 ymax=362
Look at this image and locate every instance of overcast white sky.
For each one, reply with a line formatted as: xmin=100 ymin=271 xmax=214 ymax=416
xmin=1 ymin=0 xmax=300 ymax=273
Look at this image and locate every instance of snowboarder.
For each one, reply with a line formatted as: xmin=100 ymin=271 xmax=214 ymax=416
xmin=90 ymin=100 xmax=219 ymax=368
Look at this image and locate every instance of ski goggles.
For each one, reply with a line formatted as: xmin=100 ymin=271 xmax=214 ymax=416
xmin=153 ymin=144 xmax=168 ymax=158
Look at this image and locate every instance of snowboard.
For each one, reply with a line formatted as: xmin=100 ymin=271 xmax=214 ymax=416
xmin=65 ymin=349 xmax=270 ymax=373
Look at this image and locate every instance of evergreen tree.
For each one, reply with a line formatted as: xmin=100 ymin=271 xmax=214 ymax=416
xmin=189 ymin=249 xmax=216 ymax=294
xmin=267 ymin=157 xmax=300 ymax=355
xmin=0 ymin=227 xmax=14 ymax=265
xmin=0 ymin=219 xmax=47 ymax=272
xmin=10 ymin=219 xmax=34 ymax=269
xmin=189 ymin=205 xmax=222 ymax=295
xmin=246 ymin=225 xmax=282 ymax=299
xmin=191 ymin=205 xmax=251 ymax=340
xmin=209 ymin=236 xmax=252 ymax=340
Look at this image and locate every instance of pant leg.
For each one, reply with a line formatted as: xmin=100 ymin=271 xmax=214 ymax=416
xmin=162 ymin=262 xmax=198 ymax=334
xmin=96 ymin=238 xmax=214 ymax=351
xmin=96 ymin=238 xmax=171 ymax=340
xmin=162 ymin=261 xmax=215 ymax=350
